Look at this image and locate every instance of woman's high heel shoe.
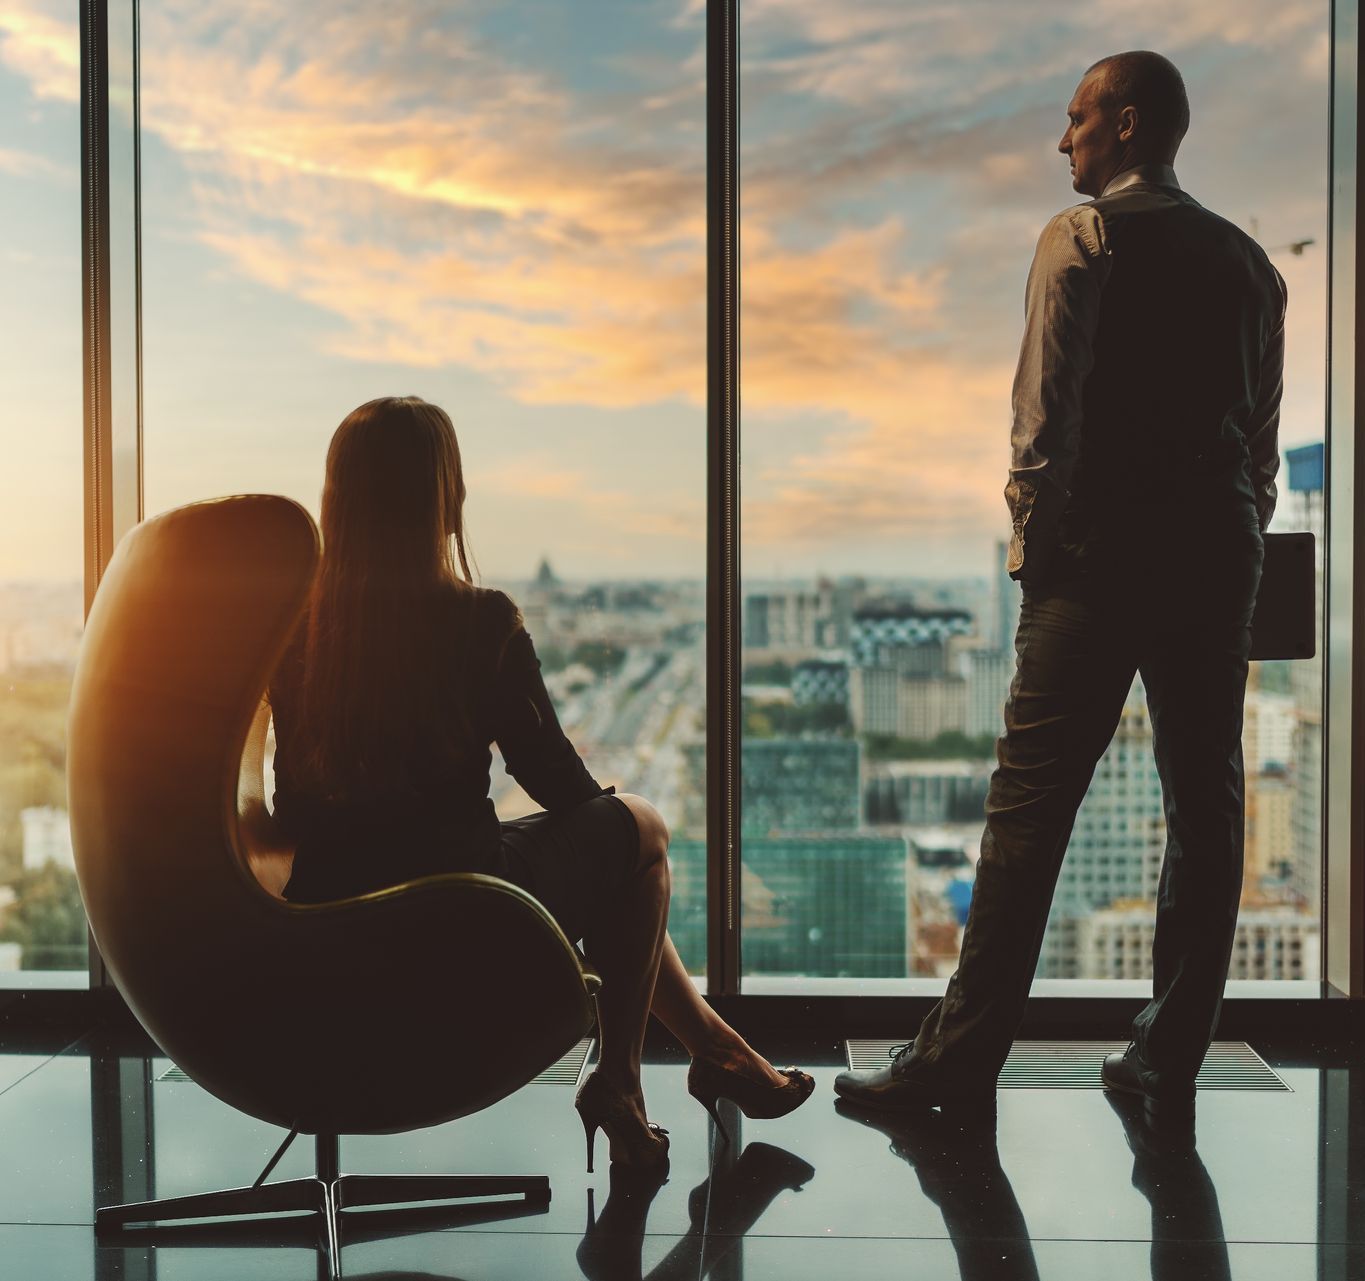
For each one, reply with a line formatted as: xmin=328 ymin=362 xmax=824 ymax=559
xmin=687 ymin=1057 xmax=816 ymax=1146
xmin=575 ymin=1071 xmax=671 ymax=1175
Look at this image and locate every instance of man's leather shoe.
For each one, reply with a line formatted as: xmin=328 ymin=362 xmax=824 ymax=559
xmin=833 ymin=1045 xmax=996 ymax=1113
xmin=1101 ymin=1043 xmax=1195 ymax=1124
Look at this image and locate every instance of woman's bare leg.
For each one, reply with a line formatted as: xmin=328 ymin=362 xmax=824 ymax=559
xmin=649 ymin=932 xmax=789 ymax=1085
xmin=613 ymin=795 xmax=788 ymax=1088
xmin=587 ymin=793 xmax=671 ymax=1122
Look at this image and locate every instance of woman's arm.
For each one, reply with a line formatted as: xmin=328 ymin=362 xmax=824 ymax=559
xmin=492 ymin=624 xmax=608 ymax=811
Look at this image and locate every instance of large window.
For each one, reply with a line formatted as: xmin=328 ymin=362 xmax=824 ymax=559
xmin=136 ymin=0 xmax=709 ymax=967
xmin=0 ymin=0 xmax=88 ymax=974
xmin=2 ymin=0 xmax=1348 ymax=992
xmin=735 ymin=2 xmax=1328 ymax=981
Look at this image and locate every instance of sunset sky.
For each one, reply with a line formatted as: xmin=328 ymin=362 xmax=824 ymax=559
xmin=1 ymin=0 xmax=1329 ymax=583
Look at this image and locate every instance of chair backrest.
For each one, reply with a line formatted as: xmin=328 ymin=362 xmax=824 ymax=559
xmin=68 ymin=496 xmax=595 ymax=1134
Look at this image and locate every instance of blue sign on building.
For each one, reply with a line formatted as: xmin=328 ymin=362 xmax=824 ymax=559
xmin=1286 ymin=442 xmax=1324 ymax=493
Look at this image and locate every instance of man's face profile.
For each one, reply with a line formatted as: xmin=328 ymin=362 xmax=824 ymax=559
xmin=1058 ymin=70 xmax=1132 ymax=198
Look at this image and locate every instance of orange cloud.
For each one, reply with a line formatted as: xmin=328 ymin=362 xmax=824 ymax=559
xmin=0 ymin=0 xmax=1330 ymax=571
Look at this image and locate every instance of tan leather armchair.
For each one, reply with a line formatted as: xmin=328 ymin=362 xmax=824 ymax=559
xmin=67 ymin=495 xmax=599 ymax=1272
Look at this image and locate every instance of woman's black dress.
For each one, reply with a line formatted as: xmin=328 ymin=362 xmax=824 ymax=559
xmin=267 ymin=586 xmax=640 ymax=946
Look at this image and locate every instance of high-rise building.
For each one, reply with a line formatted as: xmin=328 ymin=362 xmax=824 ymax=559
xmin=792 ymin=658 xmax=850 ymax=707
xmin=20 ymin=806 xmax=75 ymax=872
xmin=1284 ymin=439 xmax=1324 ymax=912
xmin=992 ymin=538 xmax=1022 ymax=654
xmin=668 ymin=834 xmax=910 ymax=977
xmin=849 ymin=667 xmax=967 ymax=740
xmin=1037 ymin=688 xmax=1166 ymax=978
xmin=741 ymin=739 xmax=861 ymax=834
xmin=682 ymin=738 xmax=862 ymax=836
xmin=1244 ymin=689 xmax=1297 ymax=772
xmin=1076 ymin=902 xmax=1319 ymax=980
xmin=1291 ymin=695 xmax=1322 ymax=909
xmin=958 ymin=645 xmax=1012 ymax=738
xmin=744 ymin=579 xmax=862 ymax=654
xmin=1246 ymin=765 xmax=1295 ymax=891
xmin=864 ymin=760 xmax=992 ymax=826
xmin=850 ymin=606 xmax=974 ymax=667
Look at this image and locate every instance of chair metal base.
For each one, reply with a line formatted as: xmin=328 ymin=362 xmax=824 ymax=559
xmin=95 ymin=1134 xmax=550 ymax=1279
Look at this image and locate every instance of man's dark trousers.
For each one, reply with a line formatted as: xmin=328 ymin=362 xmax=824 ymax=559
xmin=907 ymin=517 xmax=1264 ymax=1085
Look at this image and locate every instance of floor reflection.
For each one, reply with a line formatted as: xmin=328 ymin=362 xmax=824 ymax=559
xmin=11 ymin=1033 xmax=1352 ymax=1281
xmin=835 ymin=1102 xmax=1040 ymax=1281
xmin=1105 ymin=1094 xmax=1231 ymax=1281
xmin=578 ymin=1103 xmax=815 ymax=1281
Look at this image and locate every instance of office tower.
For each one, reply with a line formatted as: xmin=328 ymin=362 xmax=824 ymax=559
xmin=992 ymin=538 xmax=1022 ymax=654
xmin=1037 ymin=687 xmax=1166 ymax=978
xmin=1290 ymin=704 xmax=1322 ymax=909
xmin=850 ymin=605 xmax=974 ymax=667
xmin=864 ymin=760 xmax=992 ymax=826
xmin=847 ymin=605 xmax=975 ymax=740
xmin=959 ymin=645 xmax=1013 ymax=738
xmin=1284 ymin=440 xmax=1325 ymax=911
xmin=20 ymin=807 xmax=75 ymax=873
xmin=849 ymin=667 xmax=968 ymax=740
xmin=1245 ymin=765 xmax=1295 ymax=892
xmin=682 ymin=738 xmax=862 ymax=836
xmin=1243 ymin=690 xmax=1297 ymax=773
xmin=1077 ymin=903 xmax=1319 ymax=980
xmin=792 ymin=658 xmax=849 ymax=707
xmin=743 ymin=579 xmax=861 ymax=654
xmin=668 ymin=834 xmax=909 ymax=978
xmin=742 ymin=739 xmax=861 ymax=834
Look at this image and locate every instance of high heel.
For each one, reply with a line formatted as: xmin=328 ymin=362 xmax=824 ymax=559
xmin=575 ymin=1071 xmax=670 ymax=1175
xmin=693 ymin=1090 xmax=732 ymax=1146
xmin=687 ymin=1057 xmax=816 ymax=1146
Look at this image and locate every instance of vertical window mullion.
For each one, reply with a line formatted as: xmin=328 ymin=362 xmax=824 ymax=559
xmin=707 ymin=0 xmax=741 ymax=995
xmin=82 ymin=0 xmax=112 ymax=617
xmin=81 ymin=0 xmax=142 ymax=991
xmin=1325 ymin=0 xmax=1365 ymax=998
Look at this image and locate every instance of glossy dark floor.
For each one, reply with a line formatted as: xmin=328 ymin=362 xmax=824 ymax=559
xmin=0 ymin=1022 xmax=1362 ymax=1280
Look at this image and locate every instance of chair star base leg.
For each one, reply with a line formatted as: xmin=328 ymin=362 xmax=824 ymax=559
xmin=96 ymin=1137 xmax=553 ymax=1281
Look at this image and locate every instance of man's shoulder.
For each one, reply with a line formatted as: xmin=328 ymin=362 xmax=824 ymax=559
xmin=1088 ymin=188 xmax=1281 ymax=284
xmin=1033 ymin=203 xmax=1108 ymax=262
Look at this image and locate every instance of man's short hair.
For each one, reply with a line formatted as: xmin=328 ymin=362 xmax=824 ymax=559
xmin=1086 ymin=51 xmax=1190 ymax=155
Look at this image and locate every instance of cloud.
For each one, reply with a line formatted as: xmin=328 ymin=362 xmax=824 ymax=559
xmin=0 ymin=144 xmax=70 ymax=181
xmin=0 ymin=0 xmax=1331 ymax=573
xmin=0 ymin=2 xmax=78 ymax=103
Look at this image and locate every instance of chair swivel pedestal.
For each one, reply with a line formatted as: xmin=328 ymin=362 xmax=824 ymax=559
xmin=96 ymin=1132 xmax=549 ymax=1277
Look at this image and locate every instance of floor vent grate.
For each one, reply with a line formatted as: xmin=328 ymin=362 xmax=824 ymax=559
xmin=843 ymin=1040 xmax=1290 ymax=1092
xmin=530 ymin=1036 xmax=595 ymax=1087
xmin=158 ymin=1037 xmax=597 ymax=1089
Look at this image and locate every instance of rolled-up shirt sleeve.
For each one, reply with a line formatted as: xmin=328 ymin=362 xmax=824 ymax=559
xmin=1245 ymin=269 xmax=1287 ymax=533
xmin=1006 ymin=207 xmax=1111 ymax=580
xmin=493 ymin=626 xmax=608 ymax=812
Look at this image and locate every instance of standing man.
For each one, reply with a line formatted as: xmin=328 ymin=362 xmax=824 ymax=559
xmin=835 ymin=51 xmax=1285 ymax=1122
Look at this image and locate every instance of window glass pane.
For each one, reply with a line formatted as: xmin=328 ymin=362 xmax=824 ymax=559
xmin=139 ymin=1 xmax=707 ymax=968
xmin=0 ymin=1 xmax=89 ymax=974
xmin=739 ymin=3 xmax=1326 ymax=980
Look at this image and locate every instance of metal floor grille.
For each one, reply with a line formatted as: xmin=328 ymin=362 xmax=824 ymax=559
xmin=158 ymin=1037 xmax=597 ymax=1089
xmin=530 ymin=1036 xmax=595 ymax=1087
xmin=844 ymin=1040 xmax=1290 ymax=1092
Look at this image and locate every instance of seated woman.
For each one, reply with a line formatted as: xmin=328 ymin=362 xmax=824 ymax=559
xmin=269 ymin=395 xmax=813 ymax=1173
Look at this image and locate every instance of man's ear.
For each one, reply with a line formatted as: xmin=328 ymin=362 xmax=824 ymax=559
xmin=1118 ymin=105 xmax=1138 ymax=144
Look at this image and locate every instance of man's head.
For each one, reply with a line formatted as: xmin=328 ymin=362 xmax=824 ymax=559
xmin=1059 ymin=51 xmax=1190 ymax=197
